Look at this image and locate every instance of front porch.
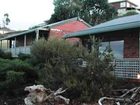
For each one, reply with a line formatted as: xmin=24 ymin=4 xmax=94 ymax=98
xmin=0 ymin=29 xmax=49 ymax=57
xmin=7 ymin=46 xmax=31 ymax=57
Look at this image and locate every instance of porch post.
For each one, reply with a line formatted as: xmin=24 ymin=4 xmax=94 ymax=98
xmin=7 ymin=40 xmax=9 ymax=49
xmin=14 ymin=37 xmax=16 ymax=55
xmin=139 ymin=30 xmax=140 ymax=58
xmin=14 ymin=37 xmax=16 ymax=47
xmin=36 ymin=30 xmax=39 ymax=41
xmin=24 ymin=35 xmax=27 ymax=53
xmin=0 ymin=40 xmax=2 ymax=48
xmin=24 ymin=35 xmax=27 ymax=47
xmin=9 ymin=40 xmax=12 ymax=48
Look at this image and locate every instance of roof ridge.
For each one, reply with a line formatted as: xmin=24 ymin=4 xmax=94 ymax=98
xmin=79 ymin=19 xmax=92 ymax=27
xmin=93 ymin=14 xmax=140 ymax=28
xmin=43 ymin=17 xmax=91 ymax=28
xmin=43 ymin=17 xmax=78 ymax=28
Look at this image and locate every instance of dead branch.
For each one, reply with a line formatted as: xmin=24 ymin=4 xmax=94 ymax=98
xmin=98 ymin=87 xmax=140 ymax=105
xmin=24 ymin=85 xmax=69 ymax=105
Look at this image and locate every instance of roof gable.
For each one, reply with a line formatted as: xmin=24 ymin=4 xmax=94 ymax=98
xmin=44 ymin=17 xmax=91 ymax=28
xmin=52 ymin=20 xmax=91 ymax=33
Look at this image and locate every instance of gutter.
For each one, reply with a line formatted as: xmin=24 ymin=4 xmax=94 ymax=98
xmin=64 ymin=21 xmax=140 ymax=38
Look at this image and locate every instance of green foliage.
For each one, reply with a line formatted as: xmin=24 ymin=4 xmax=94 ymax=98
xmin=114 ymin=11 xmax=139 ymax=19
xmin=6 ymin=71 xmax=24 ymax=83
xmin=0 ymin=58 xmax=38 ymax=96
xmin=0 ymin=49 xmax=5 ymax=58
xmin=31 ymin=38 xmax=86 ymax=87
xmin=4 ymin=52 xmax=12 ymax=59
xmin=18 ymin=53 xmax=31 ymax=60
xmin=121 ymin=11 xmax=138 ymax=17
xmin=0 ymin=49 xmax=12 ymax=59
xmin=30 ymin=38 xmax=115 ymax=102
xmin=3 ymin=13 xmax=10 ymax=26
xmin=49 ymin=0 xmax=117 ymax=25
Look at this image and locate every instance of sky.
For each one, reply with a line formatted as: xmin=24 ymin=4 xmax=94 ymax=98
xmin=0 ymin=0 xmax=140 ymax=31
xmin=0 ymin=0 xmax=54 ymax=30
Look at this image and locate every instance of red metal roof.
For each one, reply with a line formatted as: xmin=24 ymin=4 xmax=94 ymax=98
xmin=49 ymin=20 xmax=90 ymax=43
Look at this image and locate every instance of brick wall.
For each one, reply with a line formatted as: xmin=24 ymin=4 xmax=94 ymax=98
xmin=94 ymin=30 xmax=139 ymax=58
xmin=124 ymin=32 xmax=139 ymax=58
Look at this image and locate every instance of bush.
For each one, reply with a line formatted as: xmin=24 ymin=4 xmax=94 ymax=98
xmin=0 ymin=58 xmax=38 ymax=96
xmin=0 ymin=49 xmax=5 ymax=57
xmin=30 ymin=38 xmax=115 ymax=102
xmin=18 ymin=53 xmax=31 ymax=60
xmin=0 ymin=49 xmax=12 ymax=59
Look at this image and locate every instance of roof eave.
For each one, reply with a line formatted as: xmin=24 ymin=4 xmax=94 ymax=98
xmin=0 ymin=28 xmax=49 ymax=40
xmin=64 ymin=21 xmax=140 ymax=38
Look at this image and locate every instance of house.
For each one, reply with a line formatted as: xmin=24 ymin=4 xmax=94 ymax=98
xmin=0 ymin=17 xmax=91 ymax=57
xmin=0 ymin=27 xmax=15 ymax=49
xmin=0 ymin=27 xmax=14 ymax=35
xmin=64 ymin=14 xmax=140 ymax=80
xmin=108 ymin=0 xmax=140 ymax=16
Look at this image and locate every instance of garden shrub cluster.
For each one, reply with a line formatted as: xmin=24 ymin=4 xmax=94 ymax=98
xmin=0 ymin=56 xmax=38 ymax=96
xmin=30 ymin=38 xmax=115 ymax=102
xmin=0 ymin=49 xmax=12 ymax=59
xmin=0 ymin=38 xmax=115 ymax=102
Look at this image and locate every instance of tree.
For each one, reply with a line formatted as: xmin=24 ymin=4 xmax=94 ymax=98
xmin=49 ymin=0 xmax=117 ymax=25
xmin=30 ymin=38 xmax=115 ymax=102
xmin=3 ymin=13 xmax=10 ymax=27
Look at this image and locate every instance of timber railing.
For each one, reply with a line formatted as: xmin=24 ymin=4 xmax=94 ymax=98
xmin=7 ymin=46 xmax=31 ymax=57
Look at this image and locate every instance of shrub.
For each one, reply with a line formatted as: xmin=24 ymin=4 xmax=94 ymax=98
xmin=0 ymin=58 xmax=38 ymax=96
xmin=18 ymin=53 xmax=31 ymax=60
xmin=0 ymin=49 xmax=12 ymax=59
xmin=30 ymin=38 xmax=115 ymax=102
xmin=4 ymin=51 xmax=12 ymax=59
xmin=0 ymin=49 xmax=5 ymax=57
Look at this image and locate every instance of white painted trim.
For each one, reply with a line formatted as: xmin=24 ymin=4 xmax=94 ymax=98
xmin=36 ymin=30 xmax=39 ymax=41
xmin=14 ymin=37 xmax=16 ymax=54
xmin=139 ymin=29 xmax=140 ymax=58
xmin=0 ymin=40 xmax=2 ymax=48
xmin=24 ymin=35 xmax=27 ymax=47
xmin=7 ymin=40 xmax=8 ymax=49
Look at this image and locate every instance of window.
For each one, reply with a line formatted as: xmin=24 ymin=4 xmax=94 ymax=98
xmin=99 ymin=41 xmax=124 ymax=59
xmin=120 ymin=2 xmax=126 ymax=7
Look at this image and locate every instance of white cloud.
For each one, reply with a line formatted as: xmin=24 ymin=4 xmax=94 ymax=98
xmin=0 ymin=0 xmax=54 ymax=30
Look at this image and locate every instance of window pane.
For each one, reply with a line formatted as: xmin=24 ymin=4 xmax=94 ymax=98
xmin=99 ymin=42 xmax=109 ymax=53
xmin=100 ymin=41 xmax=124 ymax=59
xmin=110 ymin=41 xmax=123 ymax=59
